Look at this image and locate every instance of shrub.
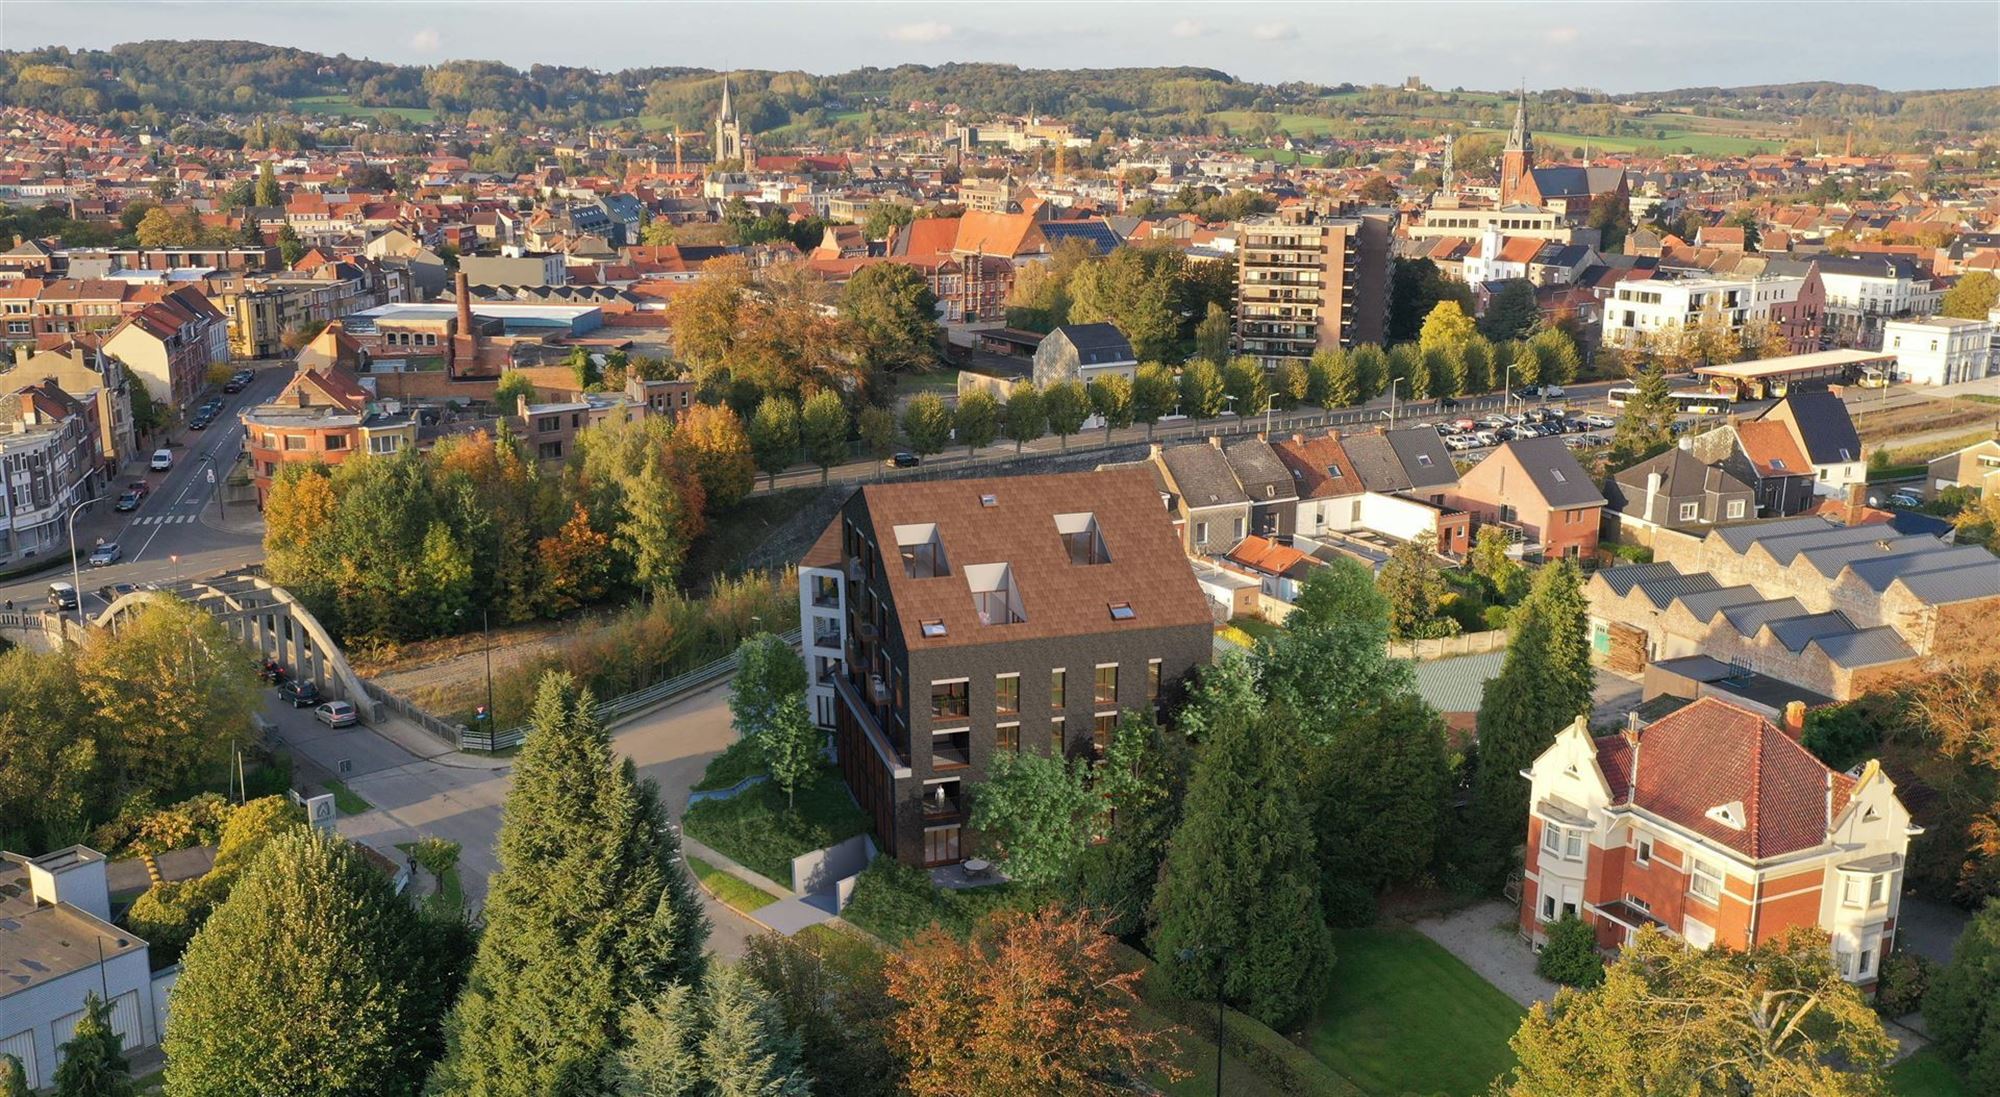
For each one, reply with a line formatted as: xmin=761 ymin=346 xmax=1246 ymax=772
xmin=1801 ymin=703 xmax=1883 ymax=773
xmin=1602 ymin=542 xmax=1653 ymax=565
xmin=410 ymin=837 xmax=461 ymax=879
xmin=1480 ymin=605 xmax=1514 ymax=633
xmin=91 ymin=792 xmax=234 ymax=858
xmin=126 ymin=876 xmax=224 ymax=968
xmin=1320 ymin=877 xmax=1380 ymax=928
xmin=1874 ymin=950 xmax=1934 ymax=1018
xmin=692 ymin=735 xmax=770 ymax=792
xmin=1536 ymin=913 xmax=1604 ymax=987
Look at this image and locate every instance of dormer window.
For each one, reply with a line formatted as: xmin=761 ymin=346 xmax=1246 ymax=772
xmin=965 ymin=563 xmax=1026 ymax=626
xmin=895 ymin=523 xmax=949 ymax=579
xmin=1054 ymin=512 xmax=1110 ymax=566
xmin=1416 ymin=454 xmax=1434 ymax=468
xmin=1705 ymin=801 xmax=1746 ymax=830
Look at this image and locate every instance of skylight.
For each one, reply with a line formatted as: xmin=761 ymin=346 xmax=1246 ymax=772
xmin=979 ymin=493 xmax=999 ymax=507
xmin=920 ymin=619 xmax=947 ymax=638
xmin=1550 ymin=468 xmax=1567 ymax=483
xmin=1416 ymin=454 xmax=1434 ymax=467
xmin=1108 ymin=601 xmax=1136 ymax=621
xmin=1770 ymin=458 xmax=1786 ymax=470
xmin=1326 ymin=465 xmax=1344 ymax=479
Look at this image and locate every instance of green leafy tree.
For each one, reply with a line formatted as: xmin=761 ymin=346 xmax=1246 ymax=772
xmin=1069 ymin=712 xmax=1192 ymax=937
xmin=1585 ymin=191 xmax=1633 ymax=254
xmin=1041 ymin=379 xmax=1091 ymax=451
xmin=857 ymin=405 xmax=897 ymax=459
xmin=1460 ymin=337 xmax=1495 ymax=394
xmin=430 ymin=673 xmax=709 ymax=1094
xmin=1375 ymin=533 xmax=1454 ymax=641
xmin=1481 ymin=279 xmax=1540 ymax=343
xmin=1607 ymin=364 xmax=1677 ymax=468
xmin=1469 ymin=562 xmax=1593 ymax=878
xmin=1350 ymin=344 xmax=1387 ymax=402
xmin=1390 ymin=257 xmax=1474 ymax=344
xmin=899 ymin=392 xmax=953 ymax=456
xmin=1066 ymin=244 xmax=1182 ymax=362
xmin=1259 ymin=560 xmax=1415 ymax=741
xmin=1419 ymin=300 xmax=1480 ymax=356
xmin=1130 ymin=363 xmax=1177 ymax=438
xmin=740 ymin=930 xmax=900 ymax=1097
xmin=1536 ymin=914 xmax=1605 ymax=988
xmin=843 ymin=263 xmax=939 ymax=377
xmin=276 ymin=224 xmax=305 ymax=267
xmin=1221 ymin=356 xmax=1269 ymax=419
xmin=1087 ymin=372 xmax=1134 ymax=440
xmin=1528 ymin=328 xmax=1582 ymax=386
xmin=1179 ymin=359 xmax=1226 ymax=421
xmin=1272 ymin=358 xmax=1309 ymax=409
xmin=1308 ymin=348 xmax=1358 ymax=407
xmin=0 ymin=1054 xmax=26 ymax=1097
xmin=1193 ymin=300 xmax=1231 ymax=365
xmin=953 ymin=388 xmax=999 ymax=456
xmin=1002 ymin=382 xmax=1046 ymax=453
xmin=163 ymin=829 xmax=455 ymax=1096
xmin=417 ymin=522 xmax=474 ymax=636
xmin=759 ymin=704 xmax=825 ymax=812
xmin=969 ymin=749 xmax=1099 ymax=888
xmin=1151 ymin=703 xmax=1334 ymax=1029
xmin=54 ymin=992 xmax=133 ymax=1097
xmin=799 ymin=390 xmax=849 ymax=484
xmin=1927 ymin=899 xmax=2000 ymax=1093
xmin=1942 ymin=271 xmax=2000 ymax=320
xmin=748 ymin=396 xmax=801 ymax=489
xmin=1471 ymin=525 xmax=1528 ymax=603
xmin=729 ymin=633 xmax=809 ymax=742
xmin=493 ymin=370 xmax=537 ymax=415
xmin=254 ymin=162 xmax=281 ymax=207
xmin=1503 ymin=928 xmax=1893 ymax=1097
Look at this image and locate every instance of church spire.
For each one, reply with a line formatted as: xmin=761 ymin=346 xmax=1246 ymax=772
xmin=1506 ymin=83 xmax=1530 ymax=153
xmin=719 ymin=74 xmax=733 ymax=122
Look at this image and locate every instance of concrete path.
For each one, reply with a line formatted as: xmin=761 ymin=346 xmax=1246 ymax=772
xmin=1411 ymin=899 xmax=1561 ymax=1009
xmin=1590 ymin=666 xmax=1644 ymax=725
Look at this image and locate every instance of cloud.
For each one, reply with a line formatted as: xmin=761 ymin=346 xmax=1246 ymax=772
xmin=1249 ymin=22 xmax=1296 ymax=42
xmin=1169 ymin=19 xmax=1207 ymax=39
xmin=409 ymin=28 xmax=441 ymax=52
xmin=888 ymin=20 xmax=954 ymax=43
xmin=1543 ymin=26 xmax=1581 ymax=45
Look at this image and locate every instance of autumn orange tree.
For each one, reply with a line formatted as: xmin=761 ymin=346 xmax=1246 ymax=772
xmin=672 ymin=403 xmax=755 ymax=510
xmin=537 ymin=503 xmax=614 ymax=614
xmin=884 ymin=905 xmax=1180 ymax=1096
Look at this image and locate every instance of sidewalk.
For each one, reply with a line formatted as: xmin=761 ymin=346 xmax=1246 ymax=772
xmin=680 ymin=834 xmax=837 ymax=937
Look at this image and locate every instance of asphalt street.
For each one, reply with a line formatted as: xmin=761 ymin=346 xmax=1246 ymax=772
xmin=0 ymin=362 xmax=288 ymax=614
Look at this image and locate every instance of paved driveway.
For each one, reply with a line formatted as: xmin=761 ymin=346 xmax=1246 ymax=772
xmin=265 ymin=679 xmax=764 ymax=960
xmin=1412 ymin=899 xmax=1560 ymax=1009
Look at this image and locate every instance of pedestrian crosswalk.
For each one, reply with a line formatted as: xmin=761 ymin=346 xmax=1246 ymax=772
xmin=132 ymin=514 xmax=199 ymax=525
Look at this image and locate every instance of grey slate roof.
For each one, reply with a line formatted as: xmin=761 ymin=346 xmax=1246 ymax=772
xmin=1386 ymin=427 xmax=1460 ymax=491
xmin=1713 ymin=515 xmax=1836 ymax=554
xmin=1844 ymin=546 xmax=1997 ymax=593
xmin=1892 ymin=562 xmax=2000 ymax=605
xmin=1223 ymin=439 xmax=1297 ymax=504
xmin=1796 ymin=536 xmax=1944 ymax=579
xmin=1673 ymin=585 xmax=1766 ymax=622
xmin=1412 ymin=651 xmax=1507 ymax=714
xmin=1340 ymin=432 xmax=1414 ymax=493
xmin=1598 ymin=561 xmax=1682 ymax=598
xmin=1500 ymin=436 xmax=1604 ymax=508
xmin=1811 ymin=627 xmax=1918 ymax=669
xmin=1753 ymin=523 xmax=1902 ymax=566
xmin=1048 ymin=323 xmax=1134 ymax=366
xmin=1766 ymin=391 xmax=1862 ymax=466
xmin=1765 ymin=611 xmax=1855 ymax=653
xmin=1159 ymin=442 xmax=1248 ymax=508
xmin=1597 ymin=562 xmax=1722 ymax=610
xmin=1720 ymin=598 xmax=1810 ymax=636
xmin=1607 ymin=446 xmax=1751 ymax=516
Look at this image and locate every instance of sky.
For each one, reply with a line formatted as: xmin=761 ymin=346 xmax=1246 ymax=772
xmin=2 ymin=1 xmax=1996 ymax=94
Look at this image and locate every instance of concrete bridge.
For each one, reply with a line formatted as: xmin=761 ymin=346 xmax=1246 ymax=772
xmin=0 ymin=570 xmax=377 ymax=721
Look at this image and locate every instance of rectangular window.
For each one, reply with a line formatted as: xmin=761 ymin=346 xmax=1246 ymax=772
xmin=1147 ymin=659 xmax=1162 ymax=702
xmin=1563 ymin=829 xmax=1585 ymax=860
xmin=922 ymin=826 xmax=960 ymax=866
xmin=1858 ymin=948 xmax=1875 ymax=979
xmin=538 ymin=441 xmax=563 ymax=461
xmin=930 ymin=680 xmax=969 ymax=721
xmin=324 ymin=434 xmax=348 ymax=451
xmin=1678 ymin=501 xmax=1699 ymax=521
xmin=284 ymin=434 xmax=306 ymax=451
xmin=1726 ymin=500 xmax=1746 ymax=519
xmin=996 ymin=723 xmax=1019 ymax=753
xmin=1194 ymin=521 xmax=1208 ymax=544
xmin=1093 ymin=713 xmax=1116 ymax=756
xmin=1542 ymin=824 xmax=1562 ymax=855
xmin=1869 ymin=874 xmax=1886 ymax=906
xmin=1050 ymin=668 xmax=1065 ymax=709
xmin=1636 ymin=838 xmax=1652 ymax=867
xmin=1049 ymin=717 xmax=1065 ymax=755
xmin=1689 ymin=858 xmax=1723 ymax=904
xmin=536 ymin=416 xmax=561 ymax=432
xmin=1231 ymin=517 xmax=1245 ymax=540
xmin=995 ymin=674 xmax=1020 ymax=716
xmin=1094 ymin=664 xmax=1118 ymax=706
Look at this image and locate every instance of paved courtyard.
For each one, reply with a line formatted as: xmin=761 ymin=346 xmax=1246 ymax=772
xmin=1411 ymin=900 xmax=1560 ymax=1008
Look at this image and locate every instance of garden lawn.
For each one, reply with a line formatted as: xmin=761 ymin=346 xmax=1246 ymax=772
xmin=325 ymin=779 xmax=371 ymax=815
xmin=1889 ymin=1048 xmax=1970 ymax=1097
xmin=1308 ymin=925 xmax=1524 ymax=1096
xmin=680 ymin=766 xmax=869 ymax=884
xmin=837 ymin=858 xmax=1027 ymax=943
xmin=290 ymin=95 xmax=437 ymax=123
xmin=1227 ymin=616 xmax=1286 ymax=645
xmin=685 ymin=854 xmax=778 ymax=913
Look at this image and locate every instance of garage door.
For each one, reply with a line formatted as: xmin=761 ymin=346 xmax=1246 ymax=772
xmin=107 ymin=990 xmax=143 ymax=1051
xmin=0 ymin=1029 xmax=39 ymax=1089
xmin=50 ymin=1008 xmax=83 ymax=1065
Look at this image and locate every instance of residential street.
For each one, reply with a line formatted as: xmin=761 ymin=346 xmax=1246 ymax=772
xmin=261 ymin=676 xmax=768 ymax=960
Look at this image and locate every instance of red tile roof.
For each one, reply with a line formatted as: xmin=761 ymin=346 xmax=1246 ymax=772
xmin=1595 ymin=697 xmax=1853 ymax=859
xmin=1734 ymin=420 xmax=1810 ymax=479
xmin=1225 ymin=534 xmax=1312 ymax=577
xmin=1271 ymin=432 xmax=1363 ymax=499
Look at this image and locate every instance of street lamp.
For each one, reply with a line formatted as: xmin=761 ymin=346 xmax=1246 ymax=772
xmin=1387 ymin=377 xmax=1403 ymax=431
xmin=1176 ymin=945 xmax=1227 ymax=1097
xmin=170 ymin=553 xmax=181 ymax=589
xmin=63 ymin=498 xmax=94 ymax=632
xmin=1264 ymin=393 xmax=1278 ymax=437
xmin=1503 ymin=362 xmax=1517 ymax=410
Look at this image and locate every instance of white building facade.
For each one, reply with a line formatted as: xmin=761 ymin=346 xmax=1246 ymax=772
xmin=1883 ymin=316 xmax=1996 ymax=386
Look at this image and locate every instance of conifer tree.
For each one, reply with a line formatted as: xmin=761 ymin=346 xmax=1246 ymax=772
xmin=702 ymin=966 xmax=812 ymax=1097
xmin=1151 ymin=704 xmax=1334 ymax=1028
xmin=431 ymin=673 xmax=709 ymax=1095
xmin=608 ymin=984 xmax=705 ymax=1097
xmin=53 ymin=994 xmax=132 ymax=1097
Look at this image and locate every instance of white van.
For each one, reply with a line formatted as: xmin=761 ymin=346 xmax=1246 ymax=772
xmin=150 ymin=448 xmax=173 ymax=471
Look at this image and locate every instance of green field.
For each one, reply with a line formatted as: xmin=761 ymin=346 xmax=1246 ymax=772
xmin=1244 ymin=147 xmax=1324 ymax=166
xmin=1309 ymin=926 xmax=1525 ymax=1095
xmin=290 ymin=95 xmax=438 ymax=123
xmin=1211 ymin=110 xmax=1344 ymax=137
xmin=1466 ymin=125 xmax=1776 ymax=156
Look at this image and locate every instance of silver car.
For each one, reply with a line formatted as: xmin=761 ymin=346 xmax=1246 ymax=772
xmin=87 ymin=542 xmax=121 ymax=566
xmin=314 ymin=700 xmax=359 ymax=728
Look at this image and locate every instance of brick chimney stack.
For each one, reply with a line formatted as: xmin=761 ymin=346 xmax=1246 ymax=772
xmin=455 ymin=270 xmax=472 ymax=334
xmin=451 ymin=271 xmax=478 ymax=379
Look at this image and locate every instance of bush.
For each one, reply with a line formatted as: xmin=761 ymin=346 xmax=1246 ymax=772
xmin=1320 ymin=877 xmax=1380 ymax=929
xmin=91 ymin=792 xmax=234 ymax=858
xmin=1480 ymin=605 xmax=1514 ymax=633
xmin=1602 ymin=542 xmax=1653 ymax=565
xmin=410 ymin=837 xmax=461 ymax=879
xmin=1801 ymin=703 xmax=1883 ymax=773
xmin=1874 ymin=950 xmax=1934 ymax=1018
xmin=839 ymin=858 xmax=1025 ymax=944
xmin=1536 ymin=913 xmax=1604 ymax=988
xmin=680 ymin=766 xmax=869 ymax=883
xmin=125 ymin=876 xmax=222 ymax=968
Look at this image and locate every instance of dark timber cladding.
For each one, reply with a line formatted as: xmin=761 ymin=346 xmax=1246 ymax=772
xmin=811 ymin=469 xmax=1214 ymax=866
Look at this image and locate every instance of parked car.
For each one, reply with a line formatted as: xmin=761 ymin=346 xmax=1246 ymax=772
xmin=1888 ymin=491 xmax=1923 ymax=509
xmin=314 ymin=700 xmax=359 ymax=728
xmin=98 ymin=581 xmax=138 ymax=602
xmin=150 ymin=448 xmax=173 ymax=471
xmin=1581 ymin=414 xmax=1617 ymax=429
xmin=279 ymin=679 xmax=322 ymax=708
xmin=1543 ymin=385 xmax=1567 ymax=400
xmin=115 ymin=483 xmax=147 ymax=511
xmin=47 ymin=582 xmax=78 ymax=610
xmin=1519 ymin=385 xmax=1542 ymax=398
xmin=189 ymin=413 xmax=213 ymax=430
xmin=1435 ymin=396 xmax=1460 ymax=410
xmin=885 ymin=451 xmax=920 ymax=469
xmin=1474 ymin=430 xmax=1501 ymax=447
xmin=87 ymin=542 xmax=121 ymax=567
xmin=1451 ymin=417 xmax=1477 ymax=432
xmin=222 ymin=371 xmax=253 ymax=393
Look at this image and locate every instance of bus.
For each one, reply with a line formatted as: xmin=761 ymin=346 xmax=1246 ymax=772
xmin=1607 ymin=386 xmax=1735 ymax=415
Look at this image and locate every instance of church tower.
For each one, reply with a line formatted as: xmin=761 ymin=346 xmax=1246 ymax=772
xmin=1499 ymin=87 xmax=1533 ymax=206
xmin=715 ymin=75 xmax=749 ymax=166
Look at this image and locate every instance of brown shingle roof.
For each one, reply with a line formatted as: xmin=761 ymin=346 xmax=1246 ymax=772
xmin=855 ymin=469 xmax=1211 ymax=650
xmin=1272 ymin=432 xmax=1363 ymax=499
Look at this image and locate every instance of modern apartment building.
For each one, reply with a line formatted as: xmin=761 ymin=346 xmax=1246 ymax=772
xmin=797 ymin=470 xmax=1214 ymax=866
xmin=1233 ymin=207 xmax=1391 ymax=369
xmin=1601 ymin=272 xmax=1819 ymax=352
xmin=1520 ymin=697 xmax=1917 ymax=988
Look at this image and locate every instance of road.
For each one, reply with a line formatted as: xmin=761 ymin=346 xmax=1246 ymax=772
xmin=263 ymin=676 xmax=768 ymax=960
xmin=0 ymin=363 xmax=288 ymax=613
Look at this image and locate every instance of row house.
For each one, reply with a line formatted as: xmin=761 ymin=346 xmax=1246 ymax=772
xmin=0 ymin=382 xmax=101 ymax=567
xmin=797 ymin=470 xmax=1214 ymax=866
xmin=1521 ymin=697 xmax=1918 ymax=990
xmin=1448 ymin=435 xmax=1605 ymax=562
xmin=100 ymin=288 xmax=229 ymax=416
xmin=3 ymin=343 xmax=137 ymax=474
xmin=1601 ymin=270 xmax=1822 ymax=353
xmin=1270 ymin=428 xmax=1472 ymax=556
xmin=1687 ymin=419 xmax=1819 ymax=519
xmin=240 ymin=365 xmax=416 ymax=502
xmin=1602 ymin=439 xmax=1759 ymax=546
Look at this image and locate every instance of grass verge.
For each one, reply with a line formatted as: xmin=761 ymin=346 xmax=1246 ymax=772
xmin=837 ymin=858 xmax=1026 ymax=943
xmin=681 ymin=765 xmax=869 ymax=884
xmin=1227 ymin=616 xmax=1286 ymax=644
xmin=394 ymin=840 xmax=464 ymax=914
xmin=1115 ymin=942 xmax=1347 ymax=1097
xmin=1307 ymin=925 xmax=1524 ymax=1096
xmin=692 ymin=735 xmax=768 ymax=792
xmin=686 ymin=854 xmax=779 ymax=913
xmin=1889 ymin=1047 xmax=1970 ymax=1097
xmin=325 ymin=779 xmax=371 ymax=815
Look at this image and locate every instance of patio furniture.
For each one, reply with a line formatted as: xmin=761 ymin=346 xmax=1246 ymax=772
xmin=963 ymin=858 xmax=992 ymax=879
